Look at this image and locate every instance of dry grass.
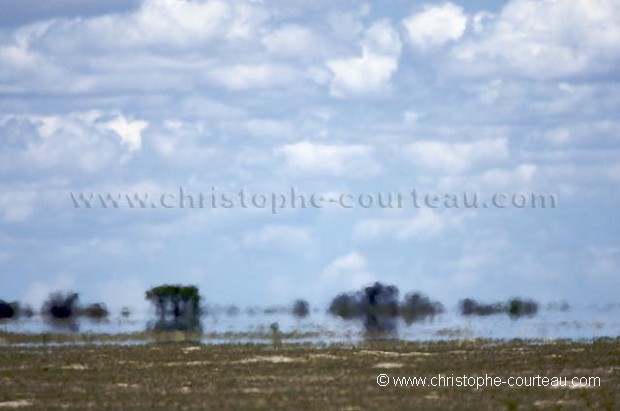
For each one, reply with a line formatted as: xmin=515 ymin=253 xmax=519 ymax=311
xmin=0 ymin=338 xmax=618 ymax=410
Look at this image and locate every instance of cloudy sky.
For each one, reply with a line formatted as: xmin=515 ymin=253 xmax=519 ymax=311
xmin=1 ymin=0 xmax=619 ymax=311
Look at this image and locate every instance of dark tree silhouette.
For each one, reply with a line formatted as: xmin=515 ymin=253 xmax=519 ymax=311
xmin=361 ymin=283 xmax=399 ymax=335
xmin=0 ymin=300 xmax=15 ymax=319
xmin=328 ymin=293 xmax=360 ymax=319
xmin=79 ymin=303 xmax=109 ymax=320
xmin=292 ymin=299 xmax=310 ymax=318
xmin=121 ymin=306 xmax=131 ymax=318
xmin=459 ymin=297 xmax=539 ymax=319
xmin=42 ymin=292 xmax=79 ymax=319
xmin=400 ymin=292 xmax=444 ymax=324
xmin=329 ymin=282 xmax=400 ymax=337
xmin=145 ymin=284 xmax=201 ymax=331
xmin=459 ymin=298 xmax=505 ymax=316
xmin=508 ymin=298 xmax=538 ymax=318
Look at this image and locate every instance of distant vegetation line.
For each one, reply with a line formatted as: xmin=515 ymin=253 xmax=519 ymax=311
xmin=1 ymin=282 xmax=559 ymax=333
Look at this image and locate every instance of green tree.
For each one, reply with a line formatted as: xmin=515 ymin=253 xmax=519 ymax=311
xmin=145 ymin=284 xmax=202 ymax=331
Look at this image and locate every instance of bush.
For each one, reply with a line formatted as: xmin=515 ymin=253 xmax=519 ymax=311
xmin=459 ymin=298 xmax=505 ymax=316
xmin=328 ymin=282 xmax=400 ymax=336
xmin=0 ymin=300 xmax=16 ymax=319
xmin=400 ymin=292 xmax=444 ymax=324
xmin=459 ymin=297 xmax=539 ymax=319
xmin=508 ymin=298 xmax=538 ymax=318
xmin=42 ymin=292 xmax=79 ymax=319
xmin=328 ymin=293 xmax=360 ymax=319
xmin=80 ymin=303 xmax=109 ymax=320
xmin=292 ymin=299 xmax=310 ymax=318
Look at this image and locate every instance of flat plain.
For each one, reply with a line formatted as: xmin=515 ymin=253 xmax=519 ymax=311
xmin=0 ymin=337 xmax=618 ymax=410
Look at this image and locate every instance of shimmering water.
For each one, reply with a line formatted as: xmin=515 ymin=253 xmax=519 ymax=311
xmin=1 ymin=304 xmax=619 ymax=344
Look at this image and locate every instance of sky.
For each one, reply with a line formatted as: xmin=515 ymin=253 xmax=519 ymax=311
xmin=0 ymin=0 xmax=619 ymax=311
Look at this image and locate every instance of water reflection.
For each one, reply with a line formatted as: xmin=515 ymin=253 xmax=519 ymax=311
xmin=145 ymin=285 xmax=203 ymax=332
xmin=329 ymin=283 xmax=444 ymax=339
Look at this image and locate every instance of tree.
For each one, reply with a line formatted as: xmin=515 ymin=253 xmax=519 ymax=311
xmin=79 ymin=303 xmax=109 ymax=320
xmin=400 ymin=292 xmax=444 ymax=325
xmin=292 ymin=299 xmax=310 ymax=318
xmin=459 ymin=297 xmax=539 ymax=319
xmin=145 ymin=284 xmax=202 ymax=331
xmin=0 ymin=300 xmax=15 ymax=319
xmin=42 ymin=292 xmax=79 ymax=319
xmin=329 ymin=282 xmax=400 ymax=336
xmin=459 ymin=298 xmax=505 ymax=316
xmin=328 ymin=293 xmax=360 ymax=319
xmin=508 ymin=298 xmax=538 ymax=319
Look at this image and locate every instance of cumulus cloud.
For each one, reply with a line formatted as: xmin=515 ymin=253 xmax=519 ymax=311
xmin=206 ymin=63 xmax=299 ymax=90
xmin=22 ymin=274 xmax=76 ymax=308
xmin=451 ymin=0 xmax=620 ymax=79
xmin=404 ymin=138 xmax=509 ymax=174
xmin=318 ymin=251 xmax=375 ymax=294
xmin=327 ymin=19 xmax=402 ymax=97
xmin=403 ymin=3 xmax=468 ymax=49
xmin=0 ymin=113 xmax=124 ymax=176
xmin=246 ymin=118 xmax=295 ymax=138
xmin=0 ymin=190 xmax=37 ymax=223
xmin=0 ymin=0 xmax=272 ymax=94
xmin=353 ymin=209 xmax=455 ymax=242
xmin=76 ymin=0 xmax=266 ymax=50
xmin=243 ymin=224 xmax=313 ymax=251
xmin=275 ymin=141 xmax=381 ymax=177
xmin=262 ymin=24 xmax=326 ymax=59
xmin=105 ymin=115 xmax=148 ymax=151
xmin=0 ymin=0 xmax=141 ymax=28
xmin=477 ymin=163 xmax=537 ymax=188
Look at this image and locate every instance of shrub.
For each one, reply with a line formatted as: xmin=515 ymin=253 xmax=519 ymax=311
xmin=292 ymin=299 xmax=310 ymax=318
xmin=508 ymin=298 xmax=538 ymax=318
xmin=328 ymin=282 xmax=401 ymax=336
xmin=0 ymin=300 xmax=15 ymax=319
xmin=80 ymin=303 xmax=109 ymax=320
xmin=400 ymin=292 xmax=444 ymax=324
xmin=42 ymin=292 xmax=79 ymax=319
xmin=459 ymin=298 xmax=505 ymax=316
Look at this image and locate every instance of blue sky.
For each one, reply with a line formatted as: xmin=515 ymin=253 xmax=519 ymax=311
xmin=0 ymin=0 xmax=619 ymax=311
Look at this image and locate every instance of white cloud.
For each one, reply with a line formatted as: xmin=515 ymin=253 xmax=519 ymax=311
xmin=403 ymin=3 xmax=467 ymax=49
xmin=404 ymin=138 xmax=509 ymax=174
xmin=95 ymin=275 xmax=149 ymax=312
xmin=0 ymin=0 xmax=271 ymax=94
xmin=452 ymin=0 xmax=620 ymax=79
xmin=206 ymin=63 xmax=298 ymax=90
xmin=69 ymin=0 xmax=267 ymax=50
xmin=22 ymin=274 xmax=76 ymax=309
xmin=276 ymin=141 xmax=381 ymax=177
xmin=353 ymin=209 xmax=454 ymax=242
xmin=105 ymin=115 xmax=148 ymax=151
xmin=243 ymin=224 xmax=312 ymax=251
xmin=318 ymin=251 xmax=375 ymax=294
xmin=246 ymin=118 xmax=294 ymax=138
xmin=327 ymin=5 xmax=369 ymax=42
xmin=262 ymin=25 xmax=325 ymax=58
xmin=327 ymin=19 xmax=402 ymax=97
xmin=0 ymin=113 xmax=123 ymax=175
xmin=477 ymin=163 xmax=536 ymax=188
xmin=0 ymin=190 xmax=37 ymax=223
xmin=431 ymin=163 xmax=538 ymax=192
